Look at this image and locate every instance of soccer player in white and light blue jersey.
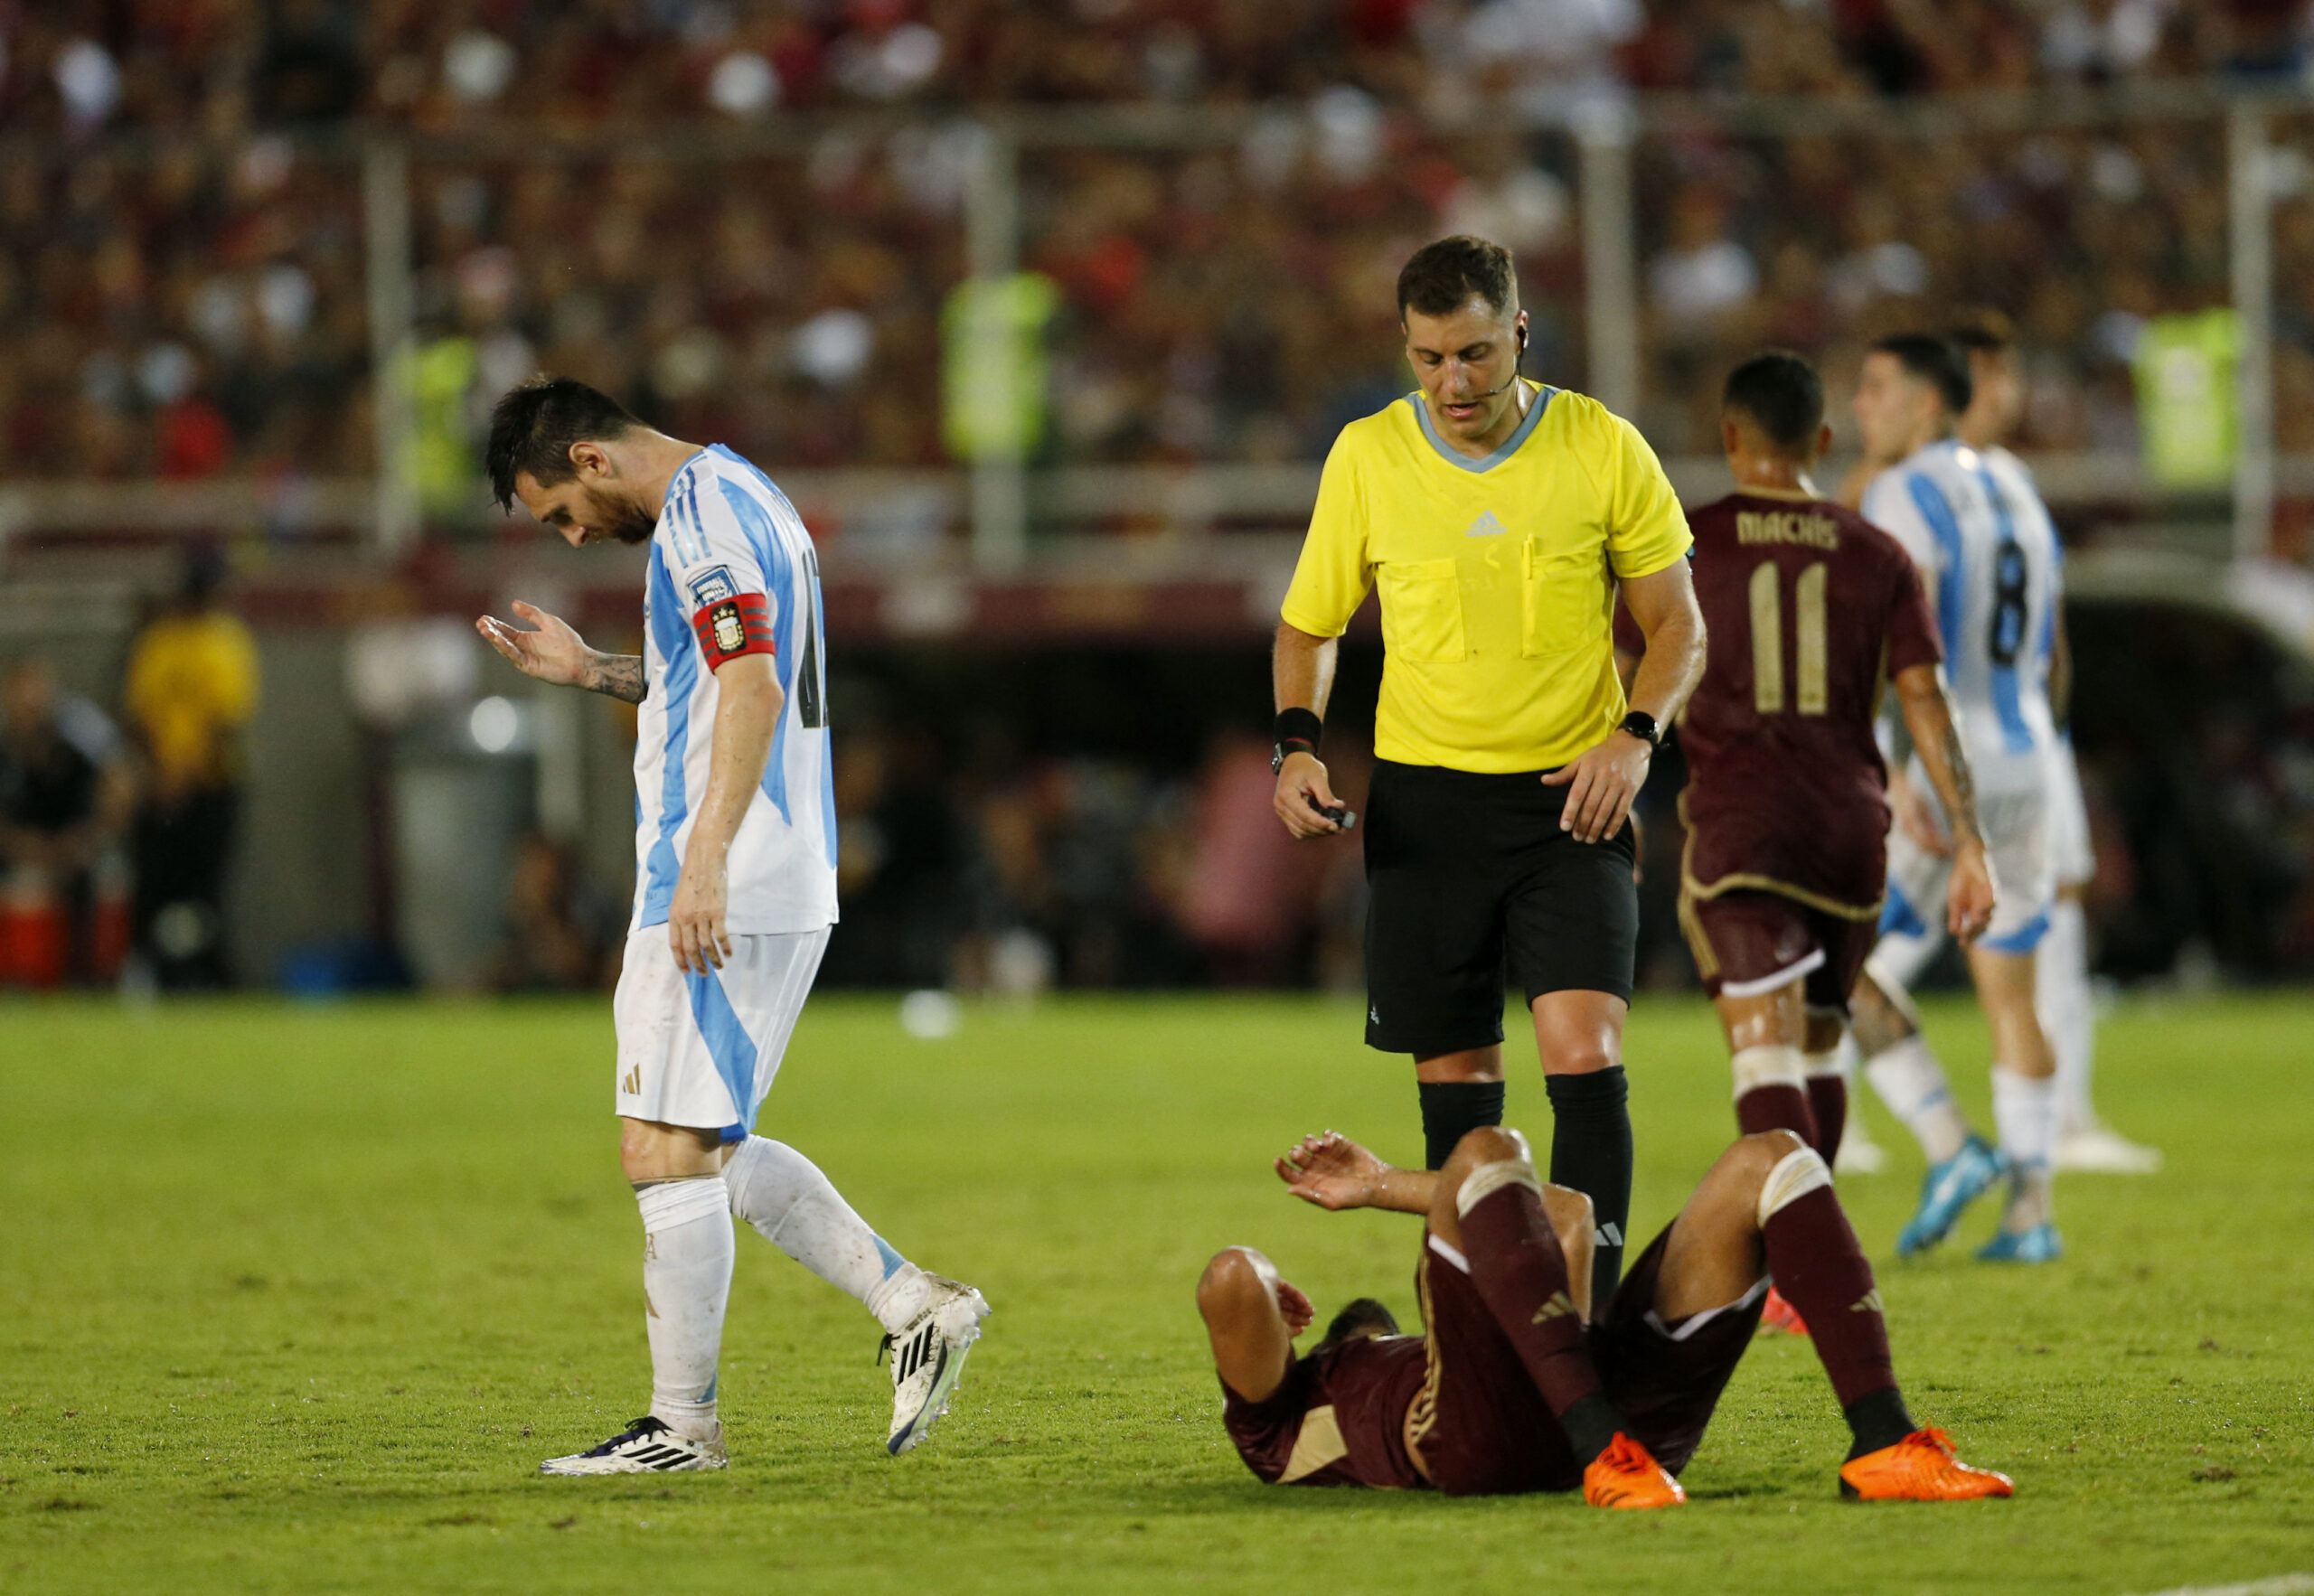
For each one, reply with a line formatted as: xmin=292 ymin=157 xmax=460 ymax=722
xmin=475 ymin=379 xmax=987 ymax=1473
xmin=1844 ymin=334 xmax=2065 ymax=1263
xmin=1911 ymin=320 xmax=2160 ymax=1176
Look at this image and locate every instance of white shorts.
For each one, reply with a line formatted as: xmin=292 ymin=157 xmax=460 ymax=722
xmin=1872 ymin=784 xmax=2055 ymax=985
xmin=2044 ymin=739 xmax=2095 ymax=889
xmin=612 ymin=925 xmax=830 ymax=1134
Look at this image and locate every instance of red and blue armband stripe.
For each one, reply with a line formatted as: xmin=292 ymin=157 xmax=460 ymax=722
xmin=691 ymin=593 xmax=776 ymax=667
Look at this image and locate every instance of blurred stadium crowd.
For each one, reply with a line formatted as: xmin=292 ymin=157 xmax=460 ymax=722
xmin=5 ymin=1 xmax=2314 ymax=995
xmin=8 ymin=1 xmax=2314 ymax=483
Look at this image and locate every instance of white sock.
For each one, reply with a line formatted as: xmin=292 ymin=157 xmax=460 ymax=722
xmin=1990 ymin=1066 xmax=2058 ymax=1232
xmin=2037 ymin=898 xmax=2097 ymax=1137
xmin=637 ymin=1177 xmax=735 ymax=1439
xmin=1865 ymin=1035 xmax=1971 ymax=1165
xmin=723 ymin=1136 xmax=931 ymax=1335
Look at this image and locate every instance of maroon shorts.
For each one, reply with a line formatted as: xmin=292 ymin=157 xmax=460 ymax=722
xmin=1679 ymin=887 xmax=1877 ymax=1015
xmin=1409 ymin=1225 xmax=1764 ymax=1496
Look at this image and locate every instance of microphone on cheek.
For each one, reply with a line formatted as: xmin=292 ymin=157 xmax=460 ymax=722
xmin=1454 ymin=327 xmax=1532 ymax=402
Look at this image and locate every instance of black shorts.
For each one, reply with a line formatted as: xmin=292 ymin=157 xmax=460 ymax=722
xmin=1364 ymin=759 xmax=1638 ymax=1056
xmin=1412 ymin=1223 xmax=1765 ymax=1495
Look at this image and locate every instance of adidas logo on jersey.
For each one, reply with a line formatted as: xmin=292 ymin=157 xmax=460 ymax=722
xmin=1593 ymin=1222 xmax=1624 ymax=1248
xmin=1464 ymin=510 xmax=1509 ymax=538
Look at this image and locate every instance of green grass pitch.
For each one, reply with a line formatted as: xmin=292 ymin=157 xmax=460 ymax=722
xmin=3 ymin=990 xmax=2310 ymax=1594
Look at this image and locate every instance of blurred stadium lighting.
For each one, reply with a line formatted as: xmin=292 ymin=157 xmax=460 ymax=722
xmin=467 ymin=696 xmax=522 ymax=756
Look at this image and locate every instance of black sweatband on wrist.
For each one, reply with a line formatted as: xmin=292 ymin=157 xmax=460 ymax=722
xmin=1274 ymin=707 xmax=1323 ymax=755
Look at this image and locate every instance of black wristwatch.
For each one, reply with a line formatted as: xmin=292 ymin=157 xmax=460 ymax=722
xmin=1273 ymin=707 xmax=1322 ymax=772
xmin=1618 ymin=710 xmax=1662 ymax=749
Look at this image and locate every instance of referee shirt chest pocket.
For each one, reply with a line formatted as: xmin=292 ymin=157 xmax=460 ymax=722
xmin=1520 ymin=538 xmax=1607 ymax=660
xmin=1377 ymin=558 xmax=1467 ymax=663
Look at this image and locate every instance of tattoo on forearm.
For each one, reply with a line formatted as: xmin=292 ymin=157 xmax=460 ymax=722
xmin=1942 ymin=721 xmax=1981 ymax=844
xmin=588 ymin=653 xmax=646 ymax=704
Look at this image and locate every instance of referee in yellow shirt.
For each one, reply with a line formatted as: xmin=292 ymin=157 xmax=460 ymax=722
xmin=1271 ymin=236 xmax=1705 ymax=1307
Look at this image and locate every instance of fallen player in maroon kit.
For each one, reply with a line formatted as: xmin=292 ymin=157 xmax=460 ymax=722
xmin=1199 ymin=1124 xmax=2013 ymax=1506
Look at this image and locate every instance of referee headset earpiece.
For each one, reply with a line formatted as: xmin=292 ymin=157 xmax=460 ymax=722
xmin=1476 ymin=324 xmax=1530 ymax=399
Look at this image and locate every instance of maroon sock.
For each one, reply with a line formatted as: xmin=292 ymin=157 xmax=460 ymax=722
xmin=1806 ymin=1073 xmax=1848 ymax=1164
xmin=1761 ymin=1183 xmax=1895 ymax=1408
xmin=1736 ymin=1083 xmax=1818 ymax=1145
xmin=1457 ymin=1181 xmax=1613 ymax=1438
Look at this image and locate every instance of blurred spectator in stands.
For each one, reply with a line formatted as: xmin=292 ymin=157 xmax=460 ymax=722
xmin=122 ymin=545 xmax=260 ymax=989
xmin=488 ymin=831 xmax=620 ymax=992
xmin=822 ymin=721 xmax=972 ymax=989
xmin=0 ymin=658 xmax=135 ymax=987
xmin=1176 ymin=730 xmax=1328 ymax=985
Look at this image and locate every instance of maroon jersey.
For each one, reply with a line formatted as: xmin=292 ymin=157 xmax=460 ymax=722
xmin=1222 ymin=1334 xmax=1429 ymax=1488
xmin=1674 ymin=492 xmax=1942 ymax=912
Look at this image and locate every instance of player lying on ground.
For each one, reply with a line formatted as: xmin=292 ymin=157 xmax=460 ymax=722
xmin=477 ymin=378 xmax=986 ymax=1474
xmin=1200 ymin=1124 xmax=2013 ymax=1506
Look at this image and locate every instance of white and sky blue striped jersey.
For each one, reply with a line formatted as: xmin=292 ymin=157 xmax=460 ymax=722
xmin=630 ymin=444 xmax=837 ymax=934
xmin=1861 ymin=437 xmax=2062 ymax=795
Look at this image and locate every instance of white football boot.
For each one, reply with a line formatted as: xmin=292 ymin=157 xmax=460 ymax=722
xmin=2054 ymin=1121 xmax=2162 ymax=1174
xmin=1835 ymin=1114 xmax=1889 ymax=1174
xmin=540 ymin=1415 xmax=728 ymax=1475
xmin=882 ymin=1276 xmax=991 ymax=1455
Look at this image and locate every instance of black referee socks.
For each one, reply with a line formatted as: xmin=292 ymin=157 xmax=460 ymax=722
xmin=1418 ymin=1080 xmax=1506 ymax=1170
xmin=1545 ymin=1066 xmax=1633 ymax=1314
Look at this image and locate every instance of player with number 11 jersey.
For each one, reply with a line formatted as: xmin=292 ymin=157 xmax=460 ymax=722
xmin=1664 ymin=353 xmax=1966 ymax=1183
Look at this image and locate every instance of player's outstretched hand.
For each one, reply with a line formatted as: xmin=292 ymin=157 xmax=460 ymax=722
xmin=475 ymin=600 xmax=592 ymax=689
xmin=1543 ymin=729 xmax=1651 ymax=844
xmin=1275 ymin=1131 xmax=1387 ymax=1210
xmin=1273 ymin=751 xmax=1346 ymax=840
xmin=1946 ymin=837 xmax=1999 ymax=944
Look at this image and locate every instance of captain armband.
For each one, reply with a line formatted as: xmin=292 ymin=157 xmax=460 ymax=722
xmin=691 ymin=593 xmax=776 ymax=668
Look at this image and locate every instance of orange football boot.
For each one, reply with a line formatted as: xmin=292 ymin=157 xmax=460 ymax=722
xmin=1839 ymin=1428 xmax=2015 ymax=1501
xmin=1584 ymin=1432 xmax=1687 ymax=1509
xmin=1758 ymin=1286 xmax=1809 ymax=1337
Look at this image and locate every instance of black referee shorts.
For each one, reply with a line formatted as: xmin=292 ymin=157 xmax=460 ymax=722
xmin=1363 ymin=758 xmax=1638 ymax=1056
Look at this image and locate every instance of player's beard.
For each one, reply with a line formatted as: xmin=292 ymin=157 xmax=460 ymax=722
xmin=601 ymin=491 xmax=656 ymax=545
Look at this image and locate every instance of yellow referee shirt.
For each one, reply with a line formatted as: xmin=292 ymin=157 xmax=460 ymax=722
xmin=1282 ymin=382 xmax=1690 ymax=774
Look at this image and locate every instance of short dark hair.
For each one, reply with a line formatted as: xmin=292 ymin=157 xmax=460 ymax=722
xmin=1721 ymin=350 xmax=1824 ymax=453
xmin=1870 ymin=333 xmax=1972 ymax=417
xmin=485 ymin=377 xmax=641 ymax=512
xmin=1397 ymin=235 xmax=1518 ymax=322
xmin=1312 ymin=1298 xmax=1400 ymax=1357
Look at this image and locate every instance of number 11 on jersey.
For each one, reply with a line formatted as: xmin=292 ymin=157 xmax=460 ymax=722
xmin=1749 ymin=560 xmax=1828 ymax=717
